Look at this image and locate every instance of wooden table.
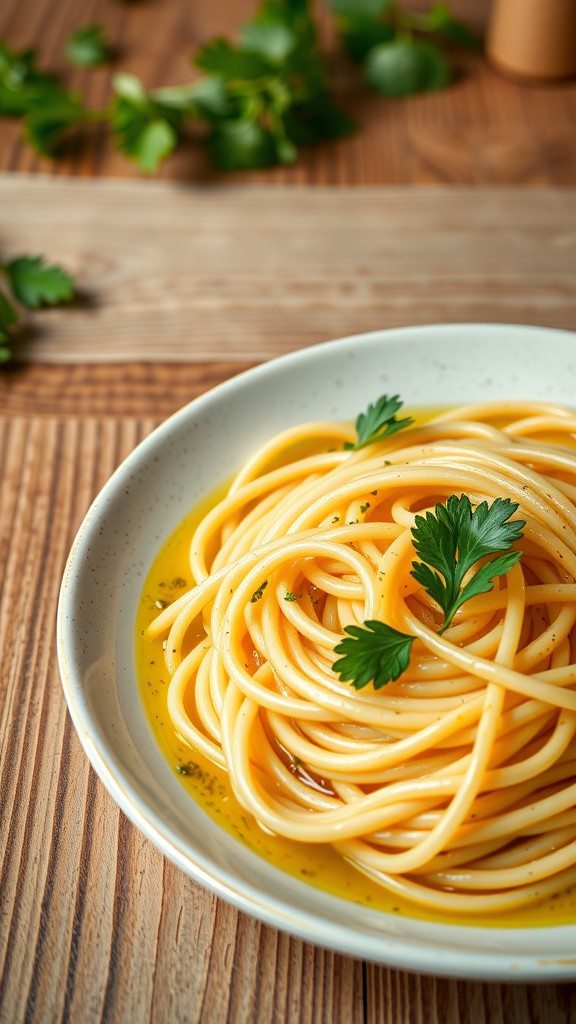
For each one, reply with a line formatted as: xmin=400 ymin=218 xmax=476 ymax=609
xmin=2 ymin=0 xmax=576 ymax=1021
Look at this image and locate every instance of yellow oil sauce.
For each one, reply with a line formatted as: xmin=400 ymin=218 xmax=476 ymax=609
xmin=135 ymin=409 xmax=576 ymax=929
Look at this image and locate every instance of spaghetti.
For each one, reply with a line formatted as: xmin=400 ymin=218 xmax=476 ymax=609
xmin=147 ymin=400 xmax=576 ymax=914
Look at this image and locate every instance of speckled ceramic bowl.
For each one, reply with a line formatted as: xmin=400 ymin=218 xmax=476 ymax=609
xmin=58 ymin=324 xmax=576 ymax=982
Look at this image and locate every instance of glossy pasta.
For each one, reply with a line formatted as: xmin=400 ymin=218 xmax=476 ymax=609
xmin=148 ymin=400 xmax=576 ymax=914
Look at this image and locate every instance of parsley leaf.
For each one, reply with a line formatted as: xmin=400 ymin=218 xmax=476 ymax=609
xmin=364 ymin=38 xmax=450 ymax=96
xmin=193 ymin=0 xmax=353 ymax=171
xmin=195 ymin=38 xmax=272 ymax=80
xmin=335 ymin=15 xmax=394 ymax=62
xmin=331 ymin=0 xmax=476 ymax=93
xmin=333 ymin=620 xmax=414 ymax=689
xmin=330 ymin=0 xmax=394 ymax=62
xmin=23 ymin=88 xmax=88 ymax=156
xmin=3 ymin=256 xmax=74 ymax=308
xmin=207 ymin=118 xmax=278 ymax=171
xmin=428 ymin=2 xmax=480 ymax=50
xmin=0 ymin=42 xmax=62 ymax=117
xmin=111 ymin=73 xmax=181 ymax=173
xmin=0 ymin=41 xmax=89 ymax=153
xmin=0 ymin=290 xmax=18 ymax=362
xmin=410 ymin=494 xmax=525 ymax=632
xmin=66 ymin=25 xmax=112 ymax=68
xmin=344 ymin=393 xmax=414 ymax=451
xmin=331 ymin=0 xmax=390 ymax=13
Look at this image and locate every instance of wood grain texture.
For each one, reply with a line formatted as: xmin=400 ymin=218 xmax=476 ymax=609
xmin=1 ymin=414 xmax=576 ymax=1024
xmin=2 ymin=175 xmax=576 ymax=364
xmin=1 ymin=0 xmax=575 ymax=185
xmin=0 ymin=362 xmax=256 ymax=418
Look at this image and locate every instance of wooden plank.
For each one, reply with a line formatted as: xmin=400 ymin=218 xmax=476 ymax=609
xmin=2 ymin=0 xmax=576 ymax=186
xmin=2 ymin=176 xmax=576 ymax=364
xmin=0 ymin=362 xmax=255 ymax=418
xmin=1 ymin=413 xmax=576 ymax=1023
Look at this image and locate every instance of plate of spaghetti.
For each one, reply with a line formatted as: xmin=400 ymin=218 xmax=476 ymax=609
xmin=58 ymin=323 xmax=576 ymax=981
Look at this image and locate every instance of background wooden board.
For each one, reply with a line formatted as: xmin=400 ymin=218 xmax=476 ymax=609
xmin=2 ymin=175 xmax=576 ymax=363
xmin=1 ymin=414 xmax=576 ymax=1024
xmin=1 ymin=0 xmax=576 ymax=186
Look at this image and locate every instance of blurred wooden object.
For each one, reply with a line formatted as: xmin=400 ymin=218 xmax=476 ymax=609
xmin=1 ymin=0 xmax=576 ymax=184
xmin=487 ymin=0 xmax=576 ymax=82
xmin=2 ymin=175 xmax=576 ymax=363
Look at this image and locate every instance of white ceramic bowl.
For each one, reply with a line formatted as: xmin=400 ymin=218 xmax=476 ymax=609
xmin=58 ymin=324 xmax=576 ymax=982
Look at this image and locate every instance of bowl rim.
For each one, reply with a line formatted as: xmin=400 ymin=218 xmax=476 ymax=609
xmin=57 ymin=323 xmax=576 ymax=983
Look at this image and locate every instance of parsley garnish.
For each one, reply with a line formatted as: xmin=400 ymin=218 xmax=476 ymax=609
xmin=111 ymin=73 xmax=183 ymax=173
xmin=360 ymin=502 xmax=370 ymax=513
xmin=331 ymin=1 xmax=478 ymax=96
xmin=0 ymin=42 xmax=64 ymax=117
xmin=332 ymin=493 xmax=525 ymax=690
xmin=344 ymin=394 xmax=414 ymax=451
xmin=410 ymin=495 xmax=525 ymax=633
xmin=250 ymin=580 xmax=268 ymax=603
xmin=0 ymin=292 xmax=18 ymax=362
xmin=3 ymin=256 xmax=74 ymax=308
xmin=66 ymin=25 xmax=112 ymax=68
xmin=333 ymin=621 xmax=415 ymax=690
xmin=0 ymin=1 xmax=475 ymax=172
xmin=284 ymin=591 xmax=301 ymax=602
xmin=0 ymin=253 xmax=75 ymax=361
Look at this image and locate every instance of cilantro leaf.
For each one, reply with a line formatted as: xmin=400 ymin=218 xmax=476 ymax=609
xmin=344 ymin=393 xmax=414 ymax=451
xmin=364 ymin=38 xmax=450 ymax=97
xmin=410 ymin=495 xmax=525 ymax=632
xmin=333 ymin=620 xmax=414 ymax=689
xmin=112 ymin=73 xmax=181 ymax=172
xmin=66 ymin=25 xmax=112 ymax=68
xmin=0 ymin=290 xmax=18 ymax=361
xmin=3 ymin=256 xmax=74 ymax=309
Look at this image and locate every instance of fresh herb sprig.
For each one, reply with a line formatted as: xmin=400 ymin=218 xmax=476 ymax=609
xmin=0 ymin=0 xmax=475 ymax=173
xmin=411 ymin=494 xmax=525 ymax=633
xmin=191 ymin=0 xmax=354 ymax=171
xmin=344 ymin=393 xmax=414 ymax=451
xmin=0 ymin=255 xmax=74 ymax=361
xmin=0 ymin=0 xmax=353 ymax=174
xmin=0 ymin=41 xmax=94 ymax=156
xmin=332 ymin=494 xmax=525 ymax=690
xmin=331 ymin=0 xmax=479 ymax=97
xmin=334 ymin=620 xmax=414 ymax=689
xmin=66 ymin=25 xmax=112 ymax=69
